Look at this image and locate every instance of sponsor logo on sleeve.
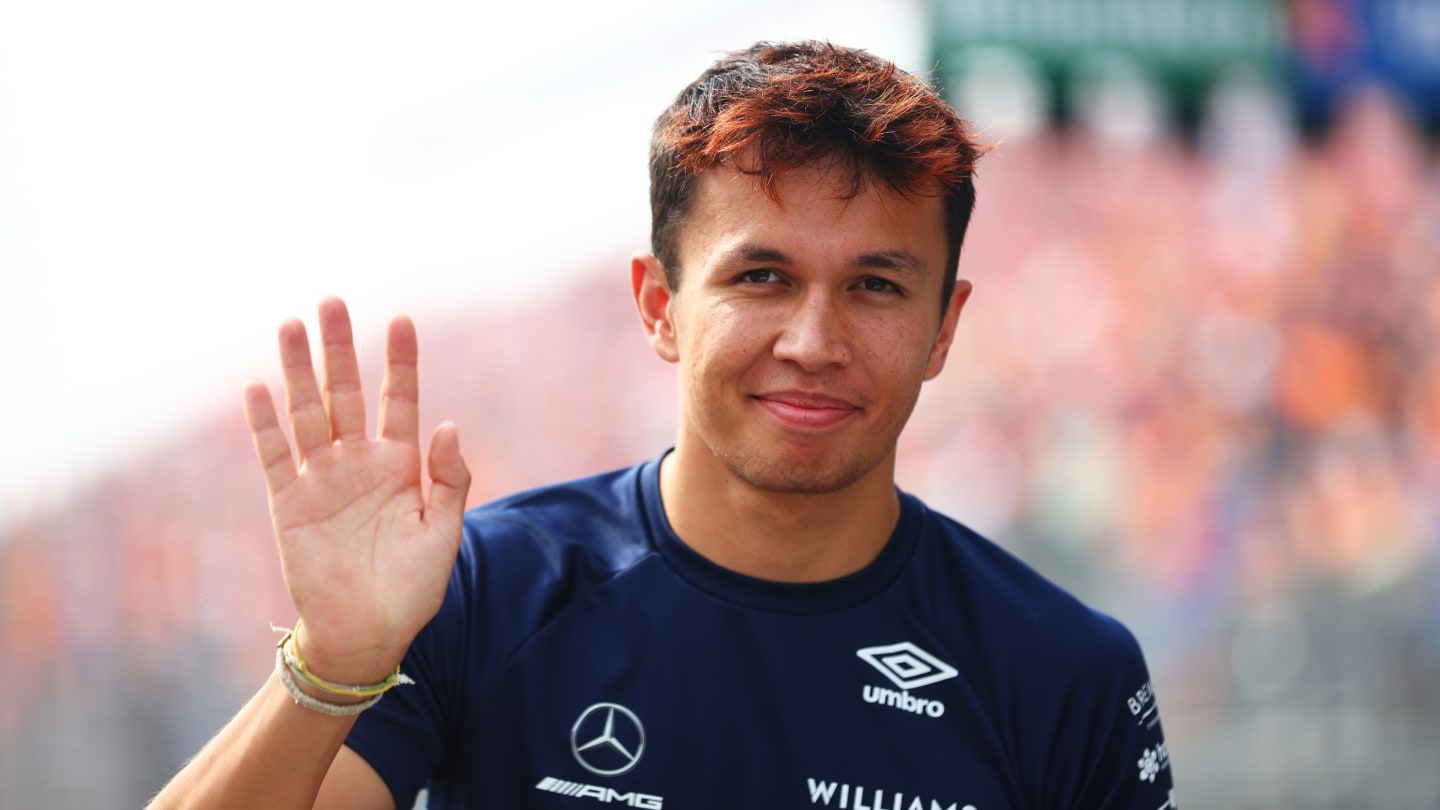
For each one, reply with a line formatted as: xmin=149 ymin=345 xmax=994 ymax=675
xmin=1126 ymin=680 xmax=1161 ymax=730
xmin=1137 ymin=741 xmax=1171 ymax=784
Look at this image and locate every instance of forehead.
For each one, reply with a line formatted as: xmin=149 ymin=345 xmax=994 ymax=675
xmin=676 ymin=164 xmax=948 ymax=271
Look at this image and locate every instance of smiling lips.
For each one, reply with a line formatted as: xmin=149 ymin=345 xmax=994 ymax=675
xmin=753 ymin=392 xmax=860 ymax=430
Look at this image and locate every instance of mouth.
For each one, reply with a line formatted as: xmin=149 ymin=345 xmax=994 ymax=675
xmin=752 ymin=392 xmax=860 ymax=431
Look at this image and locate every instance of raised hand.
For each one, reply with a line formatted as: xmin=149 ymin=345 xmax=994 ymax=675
xmin=242 ymin=297 xmax=471 ymax=685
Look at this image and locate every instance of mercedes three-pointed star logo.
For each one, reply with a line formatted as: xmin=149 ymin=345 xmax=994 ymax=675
xmin=571 ymin=702 xmax=646 ymax=776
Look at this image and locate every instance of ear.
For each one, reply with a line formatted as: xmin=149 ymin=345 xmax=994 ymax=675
xmin=923 ymin=279 xmax=972 ymax=381
xmin=631 ymin=251 xmax=680 ymax=363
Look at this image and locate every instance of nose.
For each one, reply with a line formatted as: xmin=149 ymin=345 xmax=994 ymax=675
xmin=772 ymin=289 xmax=853 ymax=371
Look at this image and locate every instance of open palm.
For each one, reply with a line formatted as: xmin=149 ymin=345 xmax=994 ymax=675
xmin=243 ymin=297 xmax=470 ymax=685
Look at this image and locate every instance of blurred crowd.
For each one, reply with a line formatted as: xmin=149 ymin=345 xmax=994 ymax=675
xmin=2 ymin=90 xmax=1437 ymax=807
xmin=901 ymin=86 xmax=1440 ymax=807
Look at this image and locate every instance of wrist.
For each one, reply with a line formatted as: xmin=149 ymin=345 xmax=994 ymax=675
xmin=284 ymin=665 xmax=374 ymax=706
xmin=272 ymin=621 xmax=413 ymax=716
xmin=289 ymin=621 xmax=401 ymax=689
xmin=273 ymin=646 xmax=383 ymax=716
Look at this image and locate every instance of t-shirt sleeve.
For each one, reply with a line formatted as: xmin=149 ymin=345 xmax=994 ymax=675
xmin=1043 ymin=614 xmax=1178 ymax=809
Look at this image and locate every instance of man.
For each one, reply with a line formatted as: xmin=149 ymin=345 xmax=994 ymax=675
xmin=151 ymin=41 xmax=1176 ymax=809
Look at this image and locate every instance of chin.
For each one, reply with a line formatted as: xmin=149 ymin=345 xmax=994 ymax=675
xmin=720 ymin=446 xmax=885 ymax=495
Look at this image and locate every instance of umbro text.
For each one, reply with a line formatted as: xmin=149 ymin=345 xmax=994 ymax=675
xmin=862 ymin=685 xmax=946 ymax=718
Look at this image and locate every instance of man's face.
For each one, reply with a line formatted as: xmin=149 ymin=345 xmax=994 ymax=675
xmin=635 ymin=162 xmax=968 ymax=495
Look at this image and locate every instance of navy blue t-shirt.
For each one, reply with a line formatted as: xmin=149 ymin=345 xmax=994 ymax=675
xmin=346 ymin=456 xmax=1177 ymax=809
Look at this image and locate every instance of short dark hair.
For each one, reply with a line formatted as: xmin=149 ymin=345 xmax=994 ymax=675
xmin=649 ymin=40 xmax=990 ymax=309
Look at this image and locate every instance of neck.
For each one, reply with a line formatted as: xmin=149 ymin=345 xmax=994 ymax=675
xmin=658 ymin=444 xmax=901 ymax=583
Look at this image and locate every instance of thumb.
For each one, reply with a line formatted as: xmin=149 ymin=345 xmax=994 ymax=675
xmin=425 ymin=421 xmax=472 ymax=529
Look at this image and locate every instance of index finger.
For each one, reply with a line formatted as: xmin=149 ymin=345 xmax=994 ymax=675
xmin=377 ymin=314 xmax=420 ymax=445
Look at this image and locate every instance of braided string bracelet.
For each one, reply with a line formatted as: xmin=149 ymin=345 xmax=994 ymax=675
xmin=272 ymin=621 xmax=413 ymax=716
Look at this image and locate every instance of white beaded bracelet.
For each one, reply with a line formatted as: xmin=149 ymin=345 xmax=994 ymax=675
xmin=274 ymin=646 xmax=384 ymax=717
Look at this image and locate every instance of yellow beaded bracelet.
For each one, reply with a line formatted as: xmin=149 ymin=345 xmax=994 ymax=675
xmin=276 ymin=619 xmax=412 ymax=698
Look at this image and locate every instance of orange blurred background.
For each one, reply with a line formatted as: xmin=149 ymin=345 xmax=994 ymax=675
xmin=2 ymin=2 xmax=1437 ymax=807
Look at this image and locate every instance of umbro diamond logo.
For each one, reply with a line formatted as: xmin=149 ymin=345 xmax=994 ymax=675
xmin=856 ymin=642 xmax=958 ymax=690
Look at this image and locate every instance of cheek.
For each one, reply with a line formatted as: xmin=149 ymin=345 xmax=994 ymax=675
xmin=682 ymin=304 xmax=769 ymax=375
xmin=860 ymin=318 xmax=935 ymax=378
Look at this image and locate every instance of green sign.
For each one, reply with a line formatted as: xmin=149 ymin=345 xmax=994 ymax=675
xmin=930 ymin=0 xmax=1286 ymax=129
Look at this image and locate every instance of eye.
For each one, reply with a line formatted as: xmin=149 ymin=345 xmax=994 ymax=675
xmin=859 ymin=276 xmax=901 ymax=294
xmin=737 ymin=269 xmax=781 ymax=285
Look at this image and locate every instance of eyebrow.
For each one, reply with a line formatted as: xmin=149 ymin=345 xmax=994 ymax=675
xmin=720 ymin=244 xmax=929 ymax=279
xmin=856 ymin=250 xmax=928 ymax=278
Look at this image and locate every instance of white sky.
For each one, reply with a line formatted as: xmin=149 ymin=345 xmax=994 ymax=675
xmin=0 ymin=0 xmax=924 ymax=527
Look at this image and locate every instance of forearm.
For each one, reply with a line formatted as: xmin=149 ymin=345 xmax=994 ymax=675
xmin=146 ymin=673 xmax=360 ymax=810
